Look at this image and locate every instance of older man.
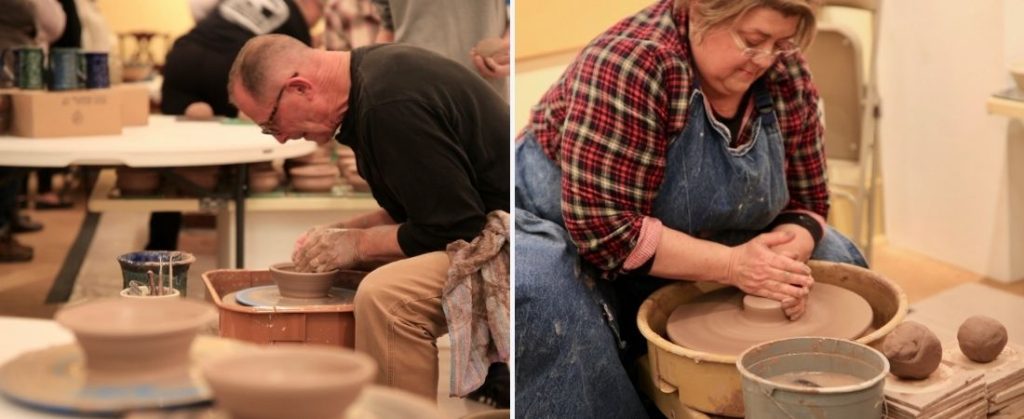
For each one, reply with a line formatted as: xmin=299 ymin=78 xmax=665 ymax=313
xmin=227 ymin=34 xmax=509 ymax=400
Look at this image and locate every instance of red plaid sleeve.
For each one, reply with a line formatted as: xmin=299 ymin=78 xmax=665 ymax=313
xmin=556 ymin=39 xmax=688 ymax=272
xmin=768 ymin=54 xmax=830 ymax=218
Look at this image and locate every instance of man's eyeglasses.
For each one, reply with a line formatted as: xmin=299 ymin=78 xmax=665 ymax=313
xmin=258 ymin=72 xmax=298 ymax=136
xmin=730 ymin=30 xmax=799 ymax=62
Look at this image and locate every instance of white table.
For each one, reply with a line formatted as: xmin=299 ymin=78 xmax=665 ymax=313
xmin=0 ymin=115 xmax=317 ymax=268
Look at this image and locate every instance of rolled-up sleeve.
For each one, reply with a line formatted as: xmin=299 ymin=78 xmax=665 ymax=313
xmin=558 ymin=39 xmax=683 ymax=272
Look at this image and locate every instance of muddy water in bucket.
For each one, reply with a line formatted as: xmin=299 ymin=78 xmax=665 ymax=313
xmin=117 ymin=251 xmax=195 ymax=296
xmin=737 ymin=337 xmax=889 ymax=419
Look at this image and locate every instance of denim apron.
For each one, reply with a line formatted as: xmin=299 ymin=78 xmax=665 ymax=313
xmin=514 ymin=81 xmax=867 ymax=418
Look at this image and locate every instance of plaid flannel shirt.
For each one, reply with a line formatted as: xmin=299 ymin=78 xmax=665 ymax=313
xmin=520 ymin=0 xmax=829 ymax=272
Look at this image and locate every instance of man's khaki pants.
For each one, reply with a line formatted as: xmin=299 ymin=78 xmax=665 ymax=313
xmin=354 ymin=251 xmax=449 ymax=401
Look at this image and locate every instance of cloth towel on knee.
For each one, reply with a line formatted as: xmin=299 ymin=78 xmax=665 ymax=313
xmin=442 ymin=210 xmax=510 ymax=397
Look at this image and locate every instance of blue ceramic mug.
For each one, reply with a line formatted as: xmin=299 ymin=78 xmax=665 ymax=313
xmin=49 ymin=48 xmax=85 ymax=90
xmin=84 ymin=52 xmax=109 ymax=88
xmin=13 ymin=47 xmax=44 ymax=90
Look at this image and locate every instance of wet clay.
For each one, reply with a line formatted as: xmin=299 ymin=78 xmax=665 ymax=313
xmin=665 ymin=283 xmax=873 ymax=356
xmin=957 ymin=315 xmax=1008 ymax=363
xmin=269 ymin=262 xmax=338 ymax=298
xmin=882 ymin=321 xmax=943 ymax=380
xmin=769 ymin=371 xmax=865 ymax=388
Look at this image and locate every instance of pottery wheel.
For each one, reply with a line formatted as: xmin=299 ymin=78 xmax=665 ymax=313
xmin=0 ymin=336 xmax=249 ymax=415
xmin=233 ymin=285 xmax=355 ymax=308
xmin=665 ymin=283 xmax=872 ymax=356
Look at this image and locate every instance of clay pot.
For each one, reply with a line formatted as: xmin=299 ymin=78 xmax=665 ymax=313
xmin=248 ymin=169 xmax=280 ymax=193
xmin=116 ymin=168 xmax=161 ymax=196
xmin=173 ymin=166 xmax=220 ymax=191
xmin=122 ymin=63 xmax=153 ymax=82
xmin=54 ymin=298 xmax=216 ymax=376
xmin=201 ymin=344 xmax=376 ymax=419
xmin=183 ymin=102 xmax=215 ymax=120
xmin=290 ymin=164 xmax=338 ymax=192
xmin=270 ymin=262 xmax=338 ymax=298
xmin=290 ymin=146 xmax=333 ymax=166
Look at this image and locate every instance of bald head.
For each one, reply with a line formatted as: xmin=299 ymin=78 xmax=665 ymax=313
xmin=228 ymin=34 xmax=311 ymax=103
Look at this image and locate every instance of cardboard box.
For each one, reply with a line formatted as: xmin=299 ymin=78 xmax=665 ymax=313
xmin=10 ymin=89 xmax=122 ymax=137
xmin=114 ymin=83 xmax=150 ymax=126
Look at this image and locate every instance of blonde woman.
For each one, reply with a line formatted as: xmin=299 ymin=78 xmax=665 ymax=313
xmin=515 ymin=0 xmax=866 ymax=416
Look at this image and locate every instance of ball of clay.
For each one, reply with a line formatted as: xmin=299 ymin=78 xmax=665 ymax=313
xmin=184 ymin=102 xmax=214 ymax=120
xmin=958 ymin=315 xmax=1008 ymax=363
xmin=882 ymin=321 xmax=943 ymax=380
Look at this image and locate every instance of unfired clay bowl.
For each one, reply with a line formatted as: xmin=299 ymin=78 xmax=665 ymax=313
xmin=248 ymin=169 xmax=280 ymax=193
xmin=201 ymin=344 xmax=376 ymax=419
xmin=269 ymin=262 xmax=339 ymax=298
xmin=54 ymin=298 xmax=216 ymax=376
xmin=174 ymin=166 xmax=220 ymax=191
xmin=116 ymin=168 xmax=161 ymax=196
xmin=290 ymin=164 xmax=339 ymax=192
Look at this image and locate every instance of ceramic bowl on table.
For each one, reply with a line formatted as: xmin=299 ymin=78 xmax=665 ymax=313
xmin=201 ymin=344 xmax=376 ymax=419
xmin=115 ymin=167 xmax=161 ymax=196
xmin=248 ymin=168 xmax=280 ymax=193
xmin=289 ymin=164 xmax=339 ymax=192
xmin=54 ymin=298 xmax=216 ymax=377
xmin=173 ymin=166 xmax=220 ymax=192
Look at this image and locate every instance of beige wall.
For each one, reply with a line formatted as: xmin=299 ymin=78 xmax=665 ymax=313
xmin=516 ymin=0 xmax=650 ymax=59
xmin=94 ymin=0 xmax=196 ymax=64
xmin=878 ymin=0 xmax=1024 ymax=282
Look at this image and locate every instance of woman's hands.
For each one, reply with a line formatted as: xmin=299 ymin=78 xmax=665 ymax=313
xmin=725 ymin=231 xmax=814 ymax=320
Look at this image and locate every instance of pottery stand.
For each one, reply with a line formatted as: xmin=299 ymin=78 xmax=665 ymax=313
xmin=636 ymin=261 xmax=908 ymax=417
xmin=883 ymin=342 xmax=1024 ymax=418
xmin=202 ymin=269 xmax=364 ymax=347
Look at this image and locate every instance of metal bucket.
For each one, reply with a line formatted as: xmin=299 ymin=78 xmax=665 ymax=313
xmin=736 ymin=337 xmax=889 ymax=419
xmin=117 ymin=251 xmax=196 ymax=296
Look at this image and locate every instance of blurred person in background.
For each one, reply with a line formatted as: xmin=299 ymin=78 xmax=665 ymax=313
xmin=373 ymin=0 xmax=509 ymax=100
xmin=144 ymin=0 xmax=323 ymax=252
xmin=0 ymin=0 xmax=60 ymax=261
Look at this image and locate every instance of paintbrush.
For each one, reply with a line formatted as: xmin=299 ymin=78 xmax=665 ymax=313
xmin=169 ymin=252 xmax=175 ymax=295
xmin=147 ymin=270 xmax=155 ymax=296
xmin=157 ymin=255 xmax=164 ymax=296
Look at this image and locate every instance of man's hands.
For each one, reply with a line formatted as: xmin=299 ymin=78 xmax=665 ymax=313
xmin=725 ymin=231 xmax=814 ymax=320
xmin=292 ymin=228 xmax=364 ymax=273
